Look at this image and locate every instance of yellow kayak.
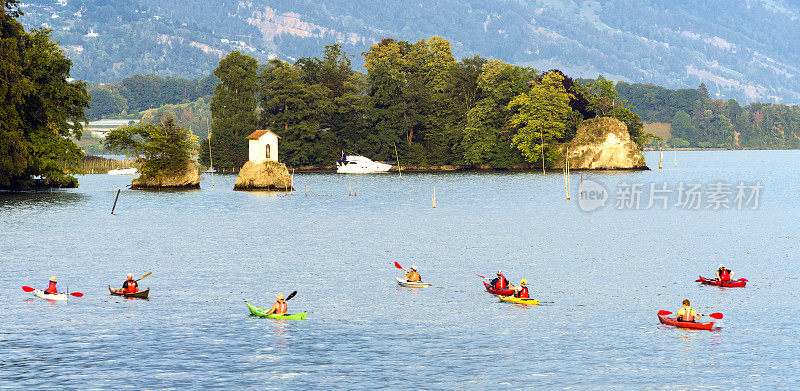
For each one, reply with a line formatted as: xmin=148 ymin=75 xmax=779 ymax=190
xmin=498 ymin=295 xmax=539 ymax=305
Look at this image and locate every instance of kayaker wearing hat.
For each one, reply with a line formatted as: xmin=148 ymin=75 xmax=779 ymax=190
xmin=511 ymin=279 xmax=529 ymax=298
xmin=676 ymin=299 xmax=704 ymax=322
xmin=44 ymin=276 xmax=58 ymax=295
xmin=490 ymin=271 xmax=509 ymax=290
xmin=715 ymin=264 xmax=734 ymax=282
xmin=264 ymin=294 xmax=288 ymax=316
xmin=405 ymin=265 xmax=422 ymax=282
xmin=121 ymin=273 xmax=139 ymax=294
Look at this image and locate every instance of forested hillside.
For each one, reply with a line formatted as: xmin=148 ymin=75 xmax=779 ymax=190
xmin=18 ymin=0 xmax=800 ymax=104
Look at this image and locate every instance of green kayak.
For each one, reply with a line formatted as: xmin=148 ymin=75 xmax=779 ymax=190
xmin=245 ymin=301 xmax=307 ymax=320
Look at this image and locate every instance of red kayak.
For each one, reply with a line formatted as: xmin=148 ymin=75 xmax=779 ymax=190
xmin=658 ymin=314 xmax=714 ymax=330
xmin=483 ymin=281 xmax=515 ymax=296
xmin=696 ymin=276 xmax=746 ymax=287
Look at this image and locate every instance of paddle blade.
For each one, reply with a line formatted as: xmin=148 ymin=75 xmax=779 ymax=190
xmin=475 ymin=273 xmax=486 ymax=279
xmin=69 ymin=292 xmax=84 ymax=297
xmin=658 ymin=310 xmax=673 ymax=316
xmin=708 ymin=312 xmax=723 ymax=319
xmin=285 ymin=291 xmax=297 ymax=301
xmin=394 ymin=261 xmax=404 ymax=270
xmin=138 ymin=272 xmax=152 ymax=281
xmin=22 ymin=286 xmax=35 ymax=292
xmin=738 ymin=278 xmax=748 ymax=282
xmin=695 ymin=279 xmax=702 ymax=282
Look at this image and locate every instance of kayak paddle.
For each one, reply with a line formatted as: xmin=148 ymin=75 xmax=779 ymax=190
xmin=285 ymin=291 xmax=298 ymax=301
xmin=738 ymin=278 xmax=748 ymax=282
xmin=22 ymin=286 xmax=83 ymax=297
xmin=475 ymin=273 xmax=487 ymax=279
xmin=137 ymin=272 xmax=152 ymax=281
xmin=394 ymin=261 xmax=404 ymax=270
xmin=658 ymin=310 xmax=722 ymax=319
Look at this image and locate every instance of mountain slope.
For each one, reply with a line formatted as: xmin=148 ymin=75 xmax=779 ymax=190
xmin=19 ymin=0 xmax=800 ymax=103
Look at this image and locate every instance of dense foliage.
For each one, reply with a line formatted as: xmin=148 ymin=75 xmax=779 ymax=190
xmin=0 ymin=1 xmax=90 ymax=189
xmin=616 ymin=82 xmax=800 ymax=149
xmin=85 ymin=74 xmax=217 ymax=120
xmin=202 ymin=40 xmax=643 ymax=169
xmin=103 ymin=117 xmax=197 ymax=177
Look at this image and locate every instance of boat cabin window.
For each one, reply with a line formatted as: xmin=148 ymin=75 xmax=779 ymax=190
xmin=265 ymin=145 xmax=271 ymax=159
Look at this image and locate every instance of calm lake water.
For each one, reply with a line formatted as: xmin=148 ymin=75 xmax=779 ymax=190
xmin=1 ymin=150 xmax=799 ymax=389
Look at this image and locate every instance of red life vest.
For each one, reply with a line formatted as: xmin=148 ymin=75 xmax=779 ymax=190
xmin=124 ymin=279 xmax=138 ymax=293
xmin=44 ymin=281 xmax=58 ymax=294
xmin=494 ymin=275 xmax=508 ymax=290
xmin=275 ymin=301 xmax=287 ymax=314
xmin=719 ymin=269 xmax=731 ymax=281
xmin=516 ymin=286 xmax=529 ymax=299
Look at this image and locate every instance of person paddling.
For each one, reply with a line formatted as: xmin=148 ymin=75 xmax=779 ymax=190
xmin=490 ymin=271 xmax=509 ymax=290
xmin=676 ymin=299 xmax=704 ymax=322
xmin=264 ymin=294 xmax=288 ymax=316
xmin=44 ymin=276 xmax=58 ymax=295
xmin=404 ymin=265 xmax=422 ymax=282
xmin=511 ymin=279 xmax=529 ymax=298
xmin=715 ymin=264 xmax=735 ymax=282
xmin=121 ymin=273 xmax=139 ymax=294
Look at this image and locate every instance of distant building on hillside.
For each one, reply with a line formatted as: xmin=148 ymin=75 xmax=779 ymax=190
xmin=245 ymin=130 xmax=280 ymax=163
xmin=86 ymin=119 xmax=140 ymax=138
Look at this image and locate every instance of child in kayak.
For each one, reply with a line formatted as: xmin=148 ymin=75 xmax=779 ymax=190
xmin=264 ymin=294 xmax=287 ymax=316
xmin=511 ymin=279 xmax=529 ymax=298
xmin=405 ymin=265 xmax=421 ymax=282
xmin=676 ymin=299 xmax=704 ymax=322
xmin=490 ymin=271 xmax=509 ymax=290
xmin=44 ymin=276 xmax=58 ymax=294
xmin=715 ymin=264 xmax=734 ymax=281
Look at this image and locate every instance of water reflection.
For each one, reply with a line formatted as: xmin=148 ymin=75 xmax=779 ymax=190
xmin=0 ymin=191 xmax=85 ymax=208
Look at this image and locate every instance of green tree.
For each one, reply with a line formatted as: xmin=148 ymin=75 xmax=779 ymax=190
xmin=103 ymin=116 xmax=197 ymax=178
xmin=507 ymin=72 xmax=575 ymax=167
xmin=461 ymin=60 xmax=534 ymax=168
xmin=0 ymin=1 xmax=90 ymax=189
xmin=86 ymin=86 xmax=129 ymax=120
xmin=670 ymin=110 xmax=693 ymax=142
xmin=202 ymin=51 xmax=258 ymax=170
xmin=584 ymin=75 xmax=618 ymax=116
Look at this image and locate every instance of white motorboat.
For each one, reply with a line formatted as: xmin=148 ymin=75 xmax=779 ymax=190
xmin=336 ymin=154 xmax=392 ymax=173
xmin=108 ymin=167 xmax=137 ymax=175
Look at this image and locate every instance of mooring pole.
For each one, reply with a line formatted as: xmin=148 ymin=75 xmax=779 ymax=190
xmin=111 ymin=189 xmax=121 ymax=215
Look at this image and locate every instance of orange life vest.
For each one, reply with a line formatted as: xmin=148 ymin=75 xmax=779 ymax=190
xmin=680 ymin=307 xmax=694 ymax=322
xmin=275 ymin=301 xmax=287 ymax=314
xmin=44 ymin=281 xmax=58 ymax=294
xmin=494 ymin=275 xmax=508 ymax=289
xmin=719 ymin=269 xmax=731 ymax=281
xmin=124 ymin=279 xmax=138 ymax=293
xmin=515 ymin=286 xmax=529 ymax=299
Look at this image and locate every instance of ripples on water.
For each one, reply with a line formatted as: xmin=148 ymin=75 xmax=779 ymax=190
xmin=1 ymin=151 xmax=799 ymax=389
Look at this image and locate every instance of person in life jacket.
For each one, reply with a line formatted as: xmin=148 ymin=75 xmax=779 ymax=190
xmin=715 ymin=264 xmax=734 ymax=282
xmin=44 ymin=276 xmax=58 ymax=294
xmin=512 ymin=279 xmax=529 ymax=298
xmin=490 ymin=271 xmax=509 ymax=290
xmin=405 ymin=265 xmax=421 ymax=282
xmin=676 ymin=299 xmax=703 ymax=322
xmin=121 ymin=273 xmax=138 ymax=294
xmin=265 ymin=294 xmax=288 ymax=316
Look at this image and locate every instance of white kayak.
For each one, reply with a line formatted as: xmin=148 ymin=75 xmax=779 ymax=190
xmin=396 ymin=276 xmax=431 ymax=288
xmin=32 ymin=289 xmax=68 ymax=301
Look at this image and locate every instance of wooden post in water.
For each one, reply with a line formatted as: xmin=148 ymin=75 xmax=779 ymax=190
xmin=348 ymin=180 xmax=351 ymax=196
xmin=674 ymin=149 xmax=677 ymax=167
xmin=207 ymin=118 xmax=214 ymax=187
xmin=564 ymin=148 xmax=571 ymax=201
xmin=394 ymin=143 xmax=402 ymax=180
xmin=305 ymin=184 xmax=307 ymax=197
xmin=291 ymin=169 xmax=295 ymax=196
xmin=658 ymin=141 xmax=663 ymax=169
xmin=432 ymin=186 xmax=437 ymax=208
xmin=111 ymin=189 xmax=120 ymax=215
